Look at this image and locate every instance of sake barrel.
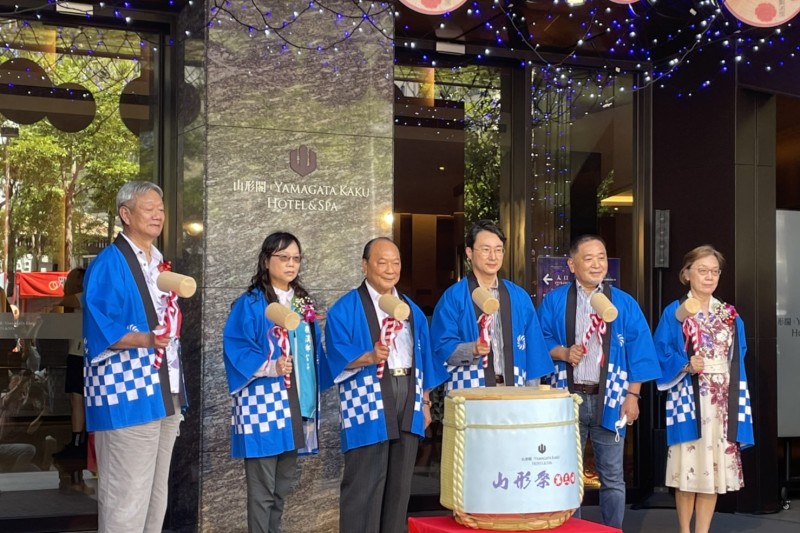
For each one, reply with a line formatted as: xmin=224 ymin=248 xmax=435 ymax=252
xmin=440 ymin=387 xmax=583 ymax=530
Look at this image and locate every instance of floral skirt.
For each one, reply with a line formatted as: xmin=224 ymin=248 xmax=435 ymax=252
xmin=665 ymin=373 xmax=744 ymax=494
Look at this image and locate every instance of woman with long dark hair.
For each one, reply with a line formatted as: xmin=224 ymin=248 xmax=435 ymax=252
xmin=223 ymin=232 xmax=330 ymax=533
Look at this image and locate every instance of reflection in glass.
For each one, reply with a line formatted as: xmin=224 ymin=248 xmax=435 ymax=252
xmin=0 ymin=19 xmax=160 ymax=525
xmin=530 ymin=66 xmax=637 ymax=486
xmin=394 ymin=63 xmax=507 ymax=505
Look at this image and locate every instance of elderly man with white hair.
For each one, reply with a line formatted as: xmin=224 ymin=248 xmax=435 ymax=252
xmin=83 ymin=180 xmax=187 ymax=533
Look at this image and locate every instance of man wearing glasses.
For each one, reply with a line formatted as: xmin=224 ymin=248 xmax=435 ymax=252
xmin=431 ymin=220 xmax=552 ymax=390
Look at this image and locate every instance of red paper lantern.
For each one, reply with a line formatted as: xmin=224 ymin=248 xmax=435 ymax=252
xmin=398 ymin=0 xmax=468 ymax=16
xmin=724 ymin=0 xmax=800 ymax=27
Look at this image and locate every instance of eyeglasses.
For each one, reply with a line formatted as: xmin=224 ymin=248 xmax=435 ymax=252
xmin=690 ymin=267 xmax=721 ymax=277
xmin=272 ymin=254 xmax=302 ymax=264
xmin=473 ymin=246 xmax=505 ymax=257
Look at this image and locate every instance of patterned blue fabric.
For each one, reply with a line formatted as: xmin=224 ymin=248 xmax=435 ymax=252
xmin=223 ymin=290 xmax=328 ymax=459
xmin=654 ymin=300 xmax=753 ymax=448
xmin=738 ymin=381 xmax=752 ymax=431
xmin=84 ymin=347 xmax=160 ymax=407
xmin=665 ymin=384 xmax=697 ymax=428
xmin=232 ymin=381 xmax=292 ymax=435
xmin=430 ymin=277 xmax=552 ymax=390
xmin=324 ymin=288 xmax=448 ymax=453
xmin=339 ymin=373 xmax=384 ymax=430
xmin=538 ymin=282 xmax=661 ymax=436
xmin=83 ymin=245 xmax=168 ymax=431
xmin=446 ymin=366 xmax=483 ymax=391
xmin=603 ymin=362 xmax=629 ymax=412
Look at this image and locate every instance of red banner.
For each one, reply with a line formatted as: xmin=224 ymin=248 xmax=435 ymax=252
xmin=15 ymin=272 xmax=68 ymax=298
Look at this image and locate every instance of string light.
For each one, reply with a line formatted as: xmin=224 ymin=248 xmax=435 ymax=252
xmin=5 ymin=1 xmax=798 ymax=98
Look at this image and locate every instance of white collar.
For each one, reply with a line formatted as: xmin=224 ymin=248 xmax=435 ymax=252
xmin=365 ymin=280 xmax=398 ymax=302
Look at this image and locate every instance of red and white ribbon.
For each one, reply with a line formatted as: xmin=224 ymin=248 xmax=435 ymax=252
xmin=582 ymin=314 xmax=607 ymax=367
xmin=682 ymin=317 xmax=701 ymax=375
xmin=682 ymin=317 xmax=700 ymax=355
xmin=377 ymin=317 xmax=403 ymax=379
xmin=478 ymin=313 xmax=493 ymax=369
xmin=154 ymin=261 xmax=182 ymax=370
xmin=153 ymin=290 xmax=182 ymax=370
xmin=271 ymin=325 xmax=292 ymax=389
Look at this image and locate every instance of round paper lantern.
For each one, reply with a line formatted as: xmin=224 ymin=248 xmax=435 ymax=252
xmin=398 ymin=0 xmax=469 ymax=16
xmin=0 ymin=58 xmax=52 ymax=124
xmin=47 ymin=83 xmax=96 ymax=133
xmin=119 ymin=76 xmax=153 ymax=136
xmin=724 ymin=0 xmax=800 ymax=27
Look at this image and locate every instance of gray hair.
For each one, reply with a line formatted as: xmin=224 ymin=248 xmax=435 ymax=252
xmin=116 ymin=181 xmax=163 ymax=212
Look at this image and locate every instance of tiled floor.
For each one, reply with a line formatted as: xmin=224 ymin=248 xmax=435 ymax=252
xmin=582 ymin=504 xmax=800 ymax=533
xmin=2 ymin=469 xmax=799 ymax=532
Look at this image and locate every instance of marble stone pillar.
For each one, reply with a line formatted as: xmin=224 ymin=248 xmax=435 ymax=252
xmin=169 ymin=2 xmax=207 ymax=532
xmin=198 ymin=2 xmax=394 ymax=531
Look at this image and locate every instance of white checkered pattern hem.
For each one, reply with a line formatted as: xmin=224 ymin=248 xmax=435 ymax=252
xmin=232 ymin=381 xmax=291 ymax=435
xmin=666 ymin=385 xmax=696 ymax=426
xmin=603 ymin=363 xmax=629 ymax=410
xmin=85 ymin=348 xmax=159 ymax=407
xmin=413 ymin=368 xmax=423 ymax=412
xmin=446 ymin=364 xmax=483 ymax=391
xmin=738 ymin=380 xmax=752 ymax=423
xmin=339 ymin=374 xmax=383 ymax=429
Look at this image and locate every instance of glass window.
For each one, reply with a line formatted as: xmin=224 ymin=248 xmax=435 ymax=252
xmin=530 ymin=66 xmax=638 ymax=488
xmin=0 ymin=19 xmax=160 ymax=526
xmin=394 ymin=62 xmax=509 ymax=507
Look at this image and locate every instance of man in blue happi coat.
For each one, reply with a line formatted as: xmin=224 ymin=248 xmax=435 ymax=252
xmin=324 ymin=237 xmax=449 ymax=533
xmin=430 ymin=220 xmax=552 ymax=389
xmin=83 ymin=181 xmax=187 ymax=533
xmin=537 ymin=235 xmax=660 ymax=529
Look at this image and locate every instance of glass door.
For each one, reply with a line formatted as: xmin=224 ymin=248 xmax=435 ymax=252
xmin=393 ymin=61 xmax=511 ymax=509
xmin=0 ymin=19 xmax=161 ymax=529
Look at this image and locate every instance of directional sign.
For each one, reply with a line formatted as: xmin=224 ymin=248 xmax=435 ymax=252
xmin=536 ymin=256 xmax=621 ymax=306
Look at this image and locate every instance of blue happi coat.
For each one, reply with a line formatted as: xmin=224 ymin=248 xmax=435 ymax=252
xmin=538 ymin=282 xmax=661 ymax=436
xmin=429 ymin=276 xmax=553 ymax=390
xmin=324 ymin=287 xmax=449 ymax=453
xmin=654 ymin=299 xmax=753 ymax=448
xmin=83 ymin=243 xmax=176 ymax=432
xmin=223 ymin=290 xmax=330 ymax=459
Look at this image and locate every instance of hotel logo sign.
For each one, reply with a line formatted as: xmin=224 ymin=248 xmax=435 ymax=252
xmin=289 ymin=145 xmax=317 ymax=177
xmin=232 ymin=144 xmax=372 ymax=212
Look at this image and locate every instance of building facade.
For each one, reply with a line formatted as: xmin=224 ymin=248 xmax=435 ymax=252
xmin=0 ymin=1 xmax=795 ymax=531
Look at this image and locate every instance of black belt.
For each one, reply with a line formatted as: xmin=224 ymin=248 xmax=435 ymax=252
xmin=389 ymin=368 xmax=411 ymax=377
xmin=572 ymin=383 xmax=599 ymax=395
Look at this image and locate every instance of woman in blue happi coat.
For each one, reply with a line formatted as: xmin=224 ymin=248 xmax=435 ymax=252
xmin=654 ymin=245 xmax=753 ymax=533
xmin=223 ymin=232 xmax=331 ymax=533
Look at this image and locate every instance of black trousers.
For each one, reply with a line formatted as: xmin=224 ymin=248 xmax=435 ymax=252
xmin=339 ymin=374 xmax=419 ymax=533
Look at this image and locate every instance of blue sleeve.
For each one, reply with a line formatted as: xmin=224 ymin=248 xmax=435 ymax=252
xmin=524 ymin=304 xmax=555 ymax=379
xmin=537 ymin=289 xmax=565 ymax=353
xmin=653 ymin=301 xmax=688 ymax=387
xmin=323 ymin=293 xmax=369 ymax=378
xmin=414 ymin=305 xmax=449 ymax=390
xmin=430 ymin=284 xmax=472 ymax=366
xmin=736 ymin=317 xmax=747 ymax=356
xmin=619 ymin=294 xmax=661 ymax=383
xmin=223 ymin=294 xmax=271 ymax=395
xmin=314 ymin=321 xmax=334 ymax=391
xmin=83 ymin=252 xmax=140 ymax=359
